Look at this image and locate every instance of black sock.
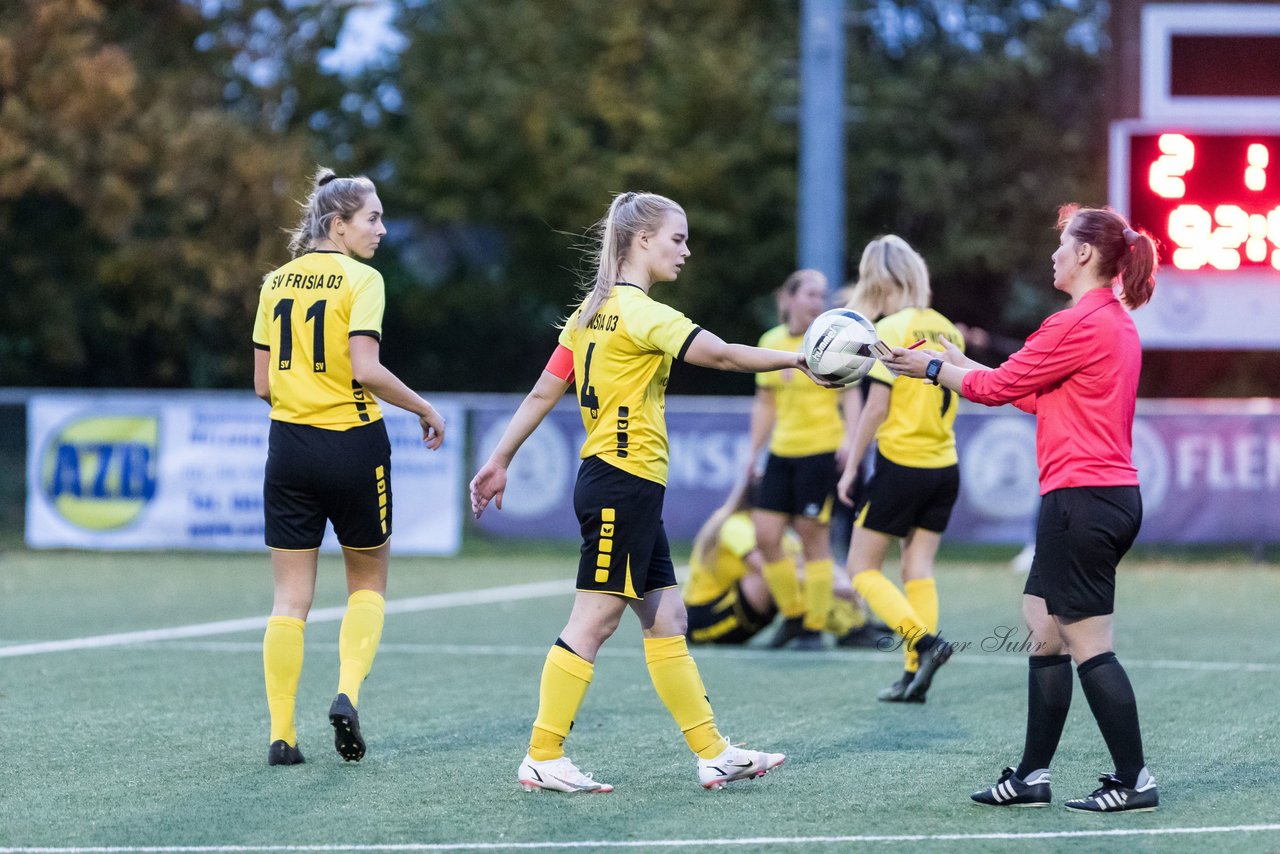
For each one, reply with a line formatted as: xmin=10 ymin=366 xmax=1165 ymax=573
xmin=1077 ymin=651 xmax=1146 ymax=787
xmin=1015 ymin=654 xmax=1073 ymax=778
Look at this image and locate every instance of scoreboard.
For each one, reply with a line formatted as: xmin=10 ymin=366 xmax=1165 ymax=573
xmin=1119 ymin=128 xmax=1280 ymax=273
xmin=1109 ymin=5 xmax=1280 ymax=349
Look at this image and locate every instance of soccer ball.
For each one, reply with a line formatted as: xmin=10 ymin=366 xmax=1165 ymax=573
xmin=802 ymin=308 xmax=879 ymax=385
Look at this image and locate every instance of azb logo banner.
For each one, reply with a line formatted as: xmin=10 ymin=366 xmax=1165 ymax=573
xmin=26 ymin=393 xmax=463 ymax=554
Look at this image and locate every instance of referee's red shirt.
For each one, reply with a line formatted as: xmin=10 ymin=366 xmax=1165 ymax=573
xmin=961 ymin=287 xmax=1141 ymax=495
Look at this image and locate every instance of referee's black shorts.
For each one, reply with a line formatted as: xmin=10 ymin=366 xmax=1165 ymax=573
xmin=573 ymin=456 xmax=677 ymax=599
xmin=1025 ymin=485 xmax=1142 ymax=620
xmin=857 ymin=451 xmax=959 ymax=537
xmin=264 ymin=419 xmax=392 ymax=551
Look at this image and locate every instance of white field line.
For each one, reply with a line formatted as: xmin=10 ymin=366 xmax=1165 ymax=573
xmin=5 ymin=574 xmax=1280 ymax=675
xmin=129 ymin=640 xmax=1280 ymax=674
xmin=0 ymin=579 xmax=573 ymax=659
xmin=2 ymin=824 xmax=1280 ymax=851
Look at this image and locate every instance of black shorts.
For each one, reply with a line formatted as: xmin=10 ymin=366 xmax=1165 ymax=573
xmin=756 ymin=452 xmax=838 ymax=522
xmin=1025 ymin=486 xmax=1142 ymax=620
xmin=264 ymin=419 xmax=392 ymax=551
xmin=574 ymin=456 xmax=677 ymax=599
xmin=857 ymin=451 xmax=959 ymax=537
xmin=686 ymin=581 xmax=778 ymax=645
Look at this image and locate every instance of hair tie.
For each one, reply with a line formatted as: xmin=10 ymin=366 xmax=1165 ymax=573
xmin=1123 ymin=227 xmax=1139 ymax=246
xmin=317 ymin=173 xmax=338 ymax=187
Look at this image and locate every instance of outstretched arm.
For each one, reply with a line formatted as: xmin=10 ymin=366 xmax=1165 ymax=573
xmin=683 ymin=329 xmax=834 ymax=385
xmin=469 ymin=370 xmax=572 ymax=518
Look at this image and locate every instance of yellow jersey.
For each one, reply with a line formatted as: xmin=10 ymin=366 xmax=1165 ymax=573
xmin=865 ymin=307 xmax=965 ymax=468
xmin=252 ymin=250 xmax=385 ymax=429
xmin=558 ymin=284 xmax=700 ymax=485
xmin=684 ymin=511 xmax=801 ymax=606
xmin=755 ymin=325 xmax=844 ymax=457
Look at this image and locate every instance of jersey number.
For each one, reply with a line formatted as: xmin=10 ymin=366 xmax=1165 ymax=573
xmin=272 ymin=298 xmax=327 ymax=372
xmin=579 ymin=342 xmax=600 ymax=418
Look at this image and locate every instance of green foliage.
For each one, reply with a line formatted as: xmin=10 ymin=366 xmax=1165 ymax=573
xmin=355 ymin=0 xmax=1109 ymax=391
xmin=0 ymin=0 xmax=1115 ymax=391
xmin=0 ymin=0 xmax=308 ymax=387
xmin=359 ymin=0 xmax=802 ymax=391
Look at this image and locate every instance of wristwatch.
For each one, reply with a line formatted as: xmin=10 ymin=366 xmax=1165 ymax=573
xmin=925 ymin=358 xmax=944 ymax=385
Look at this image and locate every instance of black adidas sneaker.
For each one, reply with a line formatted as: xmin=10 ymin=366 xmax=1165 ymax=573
xmin=1065 ymin=769 xmax=1158 ymax=813
xmin=971 ymin=766 xmax=1052 ymax=807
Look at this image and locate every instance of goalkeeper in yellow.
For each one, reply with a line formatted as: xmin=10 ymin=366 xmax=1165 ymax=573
xmin=470 ymin=191 xmax=829 ymax=793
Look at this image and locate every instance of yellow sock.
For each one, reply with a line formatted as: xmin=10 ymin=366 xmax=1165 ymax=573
xmin=825 ymin=597 xmax=859 ymax=636
xmin=853 ymin=568 xmax=926 ymax=650
xmin=802 ymin=558 xmax=834 ymax=631
xmin=762 ymin=557 xmax=804 ymax=618
xmin=337 ymin=589 xmax=385 ymax=707
xmin=904 ymin=578 xmax=939 ymax=673
xmin=529 ymin=645 xmax=594 ymax=761
xmin=263 ymin=615 xmax=306 ymax=746
xmin=644 ymin=636 xmax=728 ymax=759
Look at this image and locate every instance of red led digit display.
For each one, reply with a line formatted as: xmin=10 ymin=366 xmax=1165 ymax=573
xmin=1127 ymin=132 xmax=1280 ymax=272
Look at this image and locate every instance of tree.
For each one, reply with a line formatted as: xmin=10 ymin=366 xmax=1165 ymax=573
xmin=0 ymin=0 xmax=308 ymax=387
xmin=354 ymin=0 xmax=802 ymax=394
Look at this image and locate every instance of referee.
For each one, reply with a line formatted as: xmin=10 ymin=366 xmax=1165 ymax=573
xmin=884 ymin=204 xmax=1160 ymax=812
xmin=252 ymin=167 xmax=445 ymax=766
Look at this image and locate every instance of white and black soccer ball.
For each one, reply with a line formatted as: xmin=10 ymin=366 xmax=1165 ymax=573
xmin=802 ymin=308 xmax=879 ymax=385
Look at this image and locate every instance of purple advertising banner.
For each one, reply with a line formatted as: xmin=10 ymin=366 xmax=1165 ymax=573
xmin=470 ymin=397 xmax=1280 ymax=545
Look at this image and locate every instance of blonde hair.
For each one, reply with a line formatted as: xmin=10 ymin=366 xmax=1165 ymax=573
xmin=577 ymin=192 xmax=684 ymax=326
xmin=775 ymin=269 xmax=827 ymax=324
xmin=287 ymin=166 xmax=377 ymax=258
xmin=845 ymin=235 xmax=931 ymax=318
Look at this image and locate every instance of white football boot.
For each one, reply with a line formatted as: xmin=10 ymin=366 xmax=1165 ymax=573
xmin=697 ymin=743 xmax=786 ymax=790
xmin=517 ymin=754 xmax=614 ymax=793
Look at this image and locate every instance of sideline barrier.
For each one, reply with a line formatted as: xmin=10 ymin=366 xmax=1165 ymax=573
xmin=20 ymin=391 xmax=1280 ymax=551
xmin=472 ymin=396 xmax=1280 ymax=546
xmin=25 ymin=392 xmax=463 ymax=554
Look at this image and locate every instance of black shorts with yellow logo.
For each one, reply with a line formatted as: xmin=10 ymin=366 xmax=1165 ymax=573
xmin=264 ymin=419 xmax=392 ymax=551
xmin=857 ymin=451 xmax=959 ymax=537
xmin=756 ymin=451 xmax=838 ymax=522
xmin=686 ymin=582 xmax=779 ymax=645
xmin=574 ymin=456 xmax=677 ymax=599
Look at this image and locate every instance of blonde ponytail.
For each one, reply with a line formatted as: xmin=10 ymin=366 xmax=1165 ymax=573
xmin=287 ymin=166 xmax=377 ymax=258
xmin=576 ymin=191 xmax=684 ymax=326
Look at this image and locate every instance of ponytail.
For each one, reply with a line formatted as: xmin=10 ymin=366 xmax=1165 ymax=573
xmin=287 ymin=166 xmax=377 ymax=258
xmin=576 ymin=191 xmax=684 ymax=326
xmin=847 ymin=234 xmax=930 ymax=318
xmin=1119 ymin=227 xmax=1158 ymax=310
xmin=1057 ymin=204 xmax=1158 ymax=310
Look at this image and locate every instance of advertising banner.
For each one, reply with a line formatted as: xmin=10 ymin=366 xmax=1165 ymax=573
xmin=471 ymin=397 xmax=1280 ymax=545
xmin=26 ymin=393 xmax=462 ymax=554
